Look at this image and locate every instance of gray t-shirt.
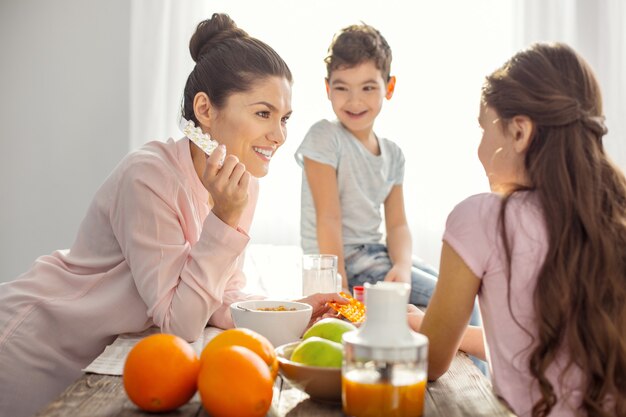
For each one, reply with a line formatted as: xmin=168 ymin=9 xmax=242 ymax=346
xmin=295 ymin=119 xmax=405 ymax=254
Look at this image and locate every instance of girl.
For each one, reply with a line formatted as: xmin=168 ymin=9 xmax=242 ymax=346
xmin=412 ymin=42 xmax=626 ymax=417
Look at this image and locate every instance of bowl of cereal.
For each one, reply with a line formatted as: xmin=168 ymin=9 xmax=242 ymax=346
xmin=230 ymin=300 xmax=312 ymax=347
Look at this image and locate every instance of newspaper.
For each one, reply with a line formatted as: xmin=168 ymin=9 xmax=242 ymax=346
xmin=82 ymin=326 xmax=223 ymax=376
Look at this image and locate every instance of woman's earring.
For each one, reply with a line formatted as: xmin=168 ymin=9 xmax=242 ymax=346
xmin=180 ymin=118 xmax=219 ymax=156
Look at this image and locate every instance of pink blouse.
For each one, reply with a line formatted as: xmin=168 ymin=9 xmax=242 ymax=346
xmin=444 ymin=192 xmax=584 ymax=417
xmin=0 ymin=137 xmax=260 ymax=417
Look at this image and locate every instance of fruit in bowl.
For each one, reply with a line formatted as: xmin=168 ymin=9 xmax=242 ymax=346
xmin=230 ymin=300 xmax=312 ymax=348
xmin=291 ymin=336 xmax=343 ymax=368
xmin=275 ymin=341 xmax=342 ymax=403
xmin=275 ymin=318 xmax=357 ymax=402
xmin=302 ymin=317 xmax=357 ymax=343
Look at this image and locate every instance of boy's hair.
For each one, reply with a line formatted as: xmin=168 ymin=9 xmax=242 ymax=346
xmin=324 ymin=23 xmax=392 ymax=81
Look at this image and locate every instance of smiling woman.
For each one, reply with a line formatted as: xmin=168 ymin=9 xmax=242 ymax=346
xmin=0 ymin=12 xmax=344 ymax=417
xmin=191 ymin=77 xmax=292 ymax=179
xmin=181 ymin=14 xmax=293 ymax=182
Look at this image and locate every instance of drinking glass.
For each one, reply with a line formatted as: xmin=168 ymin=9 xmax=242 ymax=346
xmin=301 ymin=254 xmax=339 ymax=296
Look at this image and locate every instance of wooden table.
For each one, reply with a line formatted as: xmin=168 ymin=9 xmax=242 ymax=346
xmin=35 ymin=352 xmax=515 ymax=417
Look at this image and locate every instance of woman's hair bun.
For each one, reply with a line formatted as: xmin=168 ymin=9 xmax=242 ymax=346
xmin=189 ymin=13 xmax=248 ymax=63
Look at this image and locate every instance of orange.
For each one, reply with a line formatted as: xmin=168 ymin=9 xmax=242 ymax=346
xmin=123 ymin=333 xmax=200 ymax=412
xmin=198 ymin=345 xmax=274 ymax=417
xmin=200 ymin=328 xmax=278 ymax=379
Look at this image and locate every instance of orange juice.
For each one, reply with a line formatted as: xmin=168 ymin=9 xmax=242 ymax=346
xmin=342 ymin=370 xmax=426 ymax=417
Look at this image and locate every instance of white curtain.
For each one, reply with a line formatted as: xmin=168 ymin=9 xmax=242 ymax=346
xmin=130 ymin=0 xmax=625 ymax=268
xmin=514 ymin=0 xmax=626 ymax=170
xmin=129 ymin=0 xmax=210 ymax=150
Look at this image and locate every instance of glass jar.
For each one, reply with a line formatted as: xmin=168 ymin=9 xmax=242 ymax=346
xmin=341 ymin=282 xmax=428 ymax=417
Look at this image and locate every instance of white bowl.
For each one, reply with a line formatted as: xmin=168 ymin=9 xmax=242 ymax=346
xmin=230 ymin=300 xmax=313 ymax=348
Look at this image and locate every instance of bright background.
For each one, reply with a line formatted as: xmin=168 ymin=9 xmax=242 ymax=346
xmin=1 ymin=0 xmax=624 ymax=282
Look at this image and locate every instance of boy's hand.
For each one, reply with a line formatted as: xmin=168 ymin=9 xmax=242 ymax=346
xmin=383 ymin=264 xmax=411 ymax=284
xmin=202 ymin=145 xmax=250 ymax=228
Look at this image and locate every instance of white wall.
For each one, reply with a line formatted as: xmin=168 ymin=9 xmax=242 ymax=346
xmin=514 ymin=0 xmax=626 ymax=169
xmin=0 ymin=0 xmax=131 ymax=282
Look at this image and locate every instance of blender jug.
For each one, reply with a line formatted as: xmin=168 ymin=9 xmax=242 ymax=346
xmin=342 ymin=282 xmax=428 ymax=417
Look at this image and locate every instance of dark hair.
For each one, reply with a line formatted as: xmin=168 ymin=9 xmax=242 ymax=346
xmin=483 ymin=42 xmax=626 ymax=417
xmin=324 ymin=23 xmax=392 ymax=81
xmin=181 ymin=13 xmax=292 ymax=124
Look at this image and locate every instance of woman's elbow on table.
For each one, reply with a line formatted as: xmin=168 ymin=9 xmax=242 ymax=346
xmin=155 ymin=302 xmax=214 ymax=342
xmin=161 ymin=319 xmax=205 ymax=343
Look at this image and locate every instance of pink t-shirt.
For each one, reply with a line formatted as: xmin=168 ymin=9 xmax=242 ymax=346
xmin=444 ymin=192 xmax=584 ymax=417
xmin=0 ymin=138 xmax=261 ymax=417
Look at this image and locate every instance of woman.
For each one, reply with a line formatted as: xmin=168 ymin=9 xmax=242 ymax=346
xmin=0 ymin=13 xmax=343 ymax=417
xmin=410 ymin=43 xmax=626 ymax=416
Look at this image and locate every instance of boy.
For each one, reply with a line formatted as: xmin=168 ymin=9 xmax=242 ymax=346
xmin=294 ymin=23 xmax=437 ymax=306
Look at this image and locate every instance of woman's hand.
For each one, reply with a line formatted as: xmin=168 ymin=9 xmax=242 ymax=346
xmin=407 ymin=303 xmax=425 ymax=331
xmin=296 ymin=292 xmax=348 ymax=326
xmin=202 ymin=145 xmax=251 ymax=228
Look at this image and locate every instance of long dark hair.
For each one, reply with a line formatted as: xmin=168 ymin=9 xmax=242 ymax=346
xmin=181 ymin=13 xmax=292 ymax=123
xmin=482 ymin=42 xmax=626 ymax=417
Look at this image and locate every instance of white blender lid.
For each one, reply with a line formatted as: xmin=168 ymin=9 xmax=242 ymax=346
xmin=342 ymin=282 xmax=429 ymax=362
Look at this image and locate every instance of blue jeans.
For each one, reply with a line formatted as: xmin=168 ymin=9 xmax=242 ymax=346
xmin=344 ymin=243 xmax=487 ymax=375
xmin=344 ymin=244 xmax=436 ymax=306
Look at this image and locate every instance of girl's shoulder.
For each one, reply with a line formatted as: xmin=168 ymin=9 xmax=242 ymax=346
xmin=455 ymin=192 xmax=502 ymax=209
xmin=452 ymin=191 xmax=541 ymax=217
xmin=448 ymin=191 xmax=544 ymax=238
xmin=448 ymin=193 xmax=501 ymax=228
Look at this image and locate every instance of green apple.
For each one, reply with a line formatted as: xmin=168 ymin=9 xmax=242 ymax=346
xmin=302 ymin=317 xmax=357 ymax=343
xmin=290 ymin=337 xmax=343 ymax=368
